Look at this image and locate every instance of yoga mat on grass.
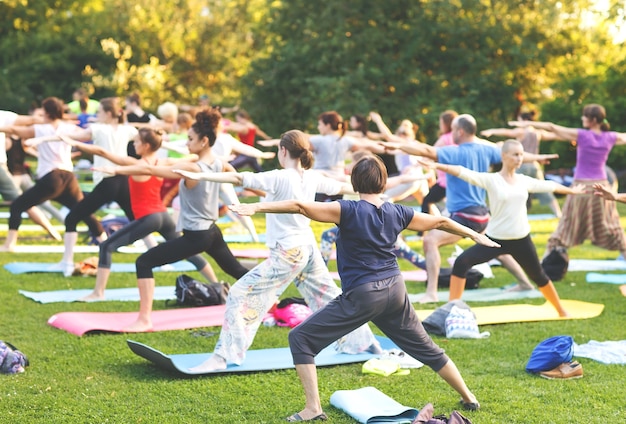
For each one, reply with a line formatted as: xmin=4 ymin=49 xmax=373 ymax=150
xmin=4 ymin=261 xmax=196 ymax=274
xmin=330 ymin=386 xmax=418 ymax=424
xmin=408 ymin=287 xmax=544 ymax=303
xmin=527 ymin=213 xmax=557 ymax=221
xmin=9 ymin=244 xmax=146 ymax=254
xmin=586 ymin=272 xmax=626 ymax=285
xmin=568 ymin=259 xmax=626 ymax=272
xmin=222 ymin=233 xmax=266 ymax=243
xmin=127 ymin=335 xmax=398 ymax=375
xmin=48 ymin=304 xmax=226 ymax=336
xmin=330 ymin=269 xmax=427 ymax=282
xmin=20 ymin=286 xmax=175 ymax=303
xmin=228 ymin=248 xmax=270 ymax=259
xmin=414 ymin=300 xmax=603 ymax=325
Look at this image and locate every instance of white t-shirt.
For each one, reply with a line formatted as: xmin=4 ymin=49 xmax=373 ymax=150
xmin=242 ymin=168 xmax=343 ymax=249
xmin=90 ymin=124 xmax=138 ymax=184
xmin=0 ymin=111 xmax=18 ymax=164
xmin=457 ymin=168 xmax=558 ymax=240
xmin=34 ymin=122 xmax=81 ymax=178
xmin=213 ymin=133 xmax=240 ymax=159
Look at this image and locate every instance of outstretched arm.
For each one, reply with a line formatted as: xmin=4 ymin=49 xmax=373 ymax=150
xmin=230 ymin=139 xmax=275 ymax=159
xmin=554 ymin=183 xmax=586 ymax=196
xmin=229 ymin=199 xmax=341 ymax=224
xmin=509 ymin=120 xmax=578 ymax=141
xmin=480 ymin=128 xmax=523 ymax=138
xmin=60 ymin=136 xmax=137 ymax=166
xmin=593 ymin=183 xmax=626 ymax=203
xmin=173 ymin=169 xmax=244 ymax=185
xmin=407 ymin=212 xmax=499 ymax=248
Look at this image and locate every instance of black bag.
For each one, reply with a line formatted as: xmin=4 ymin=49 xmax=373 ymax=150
xmin=541 ymin=247 xmax=569 ymax=281
xmin=171 ymin=274 xmax=230 ymax=307
xmin=438 ymin=268 xmax=482 ymax=290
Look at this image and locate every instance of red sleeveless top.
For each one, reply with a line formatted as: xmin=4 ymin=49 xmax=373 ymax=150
xmin=128 ymin=161 xmax=166 ymax=219
xmin=238 ymin=127 xmax=256 ymax=146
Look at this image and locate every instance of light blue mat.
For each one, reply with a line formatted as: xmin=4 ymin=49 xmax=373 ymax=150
xmin=330 ymin=386 xmax=418 ymax=423
xmin=222 ymin=233 xmax=266 ymax=243
xmin=568 ymin=259 xmax=626 ymax=272
xmin=528 ymin=213 xmax=557 ymax=221
xmin=408 ymin=286 xmax=544 ymax=303
xmin=19 ymin=286 xmax=175 ymax=303
xmin=128 ymin=336 xmax=398 ymax=375
xmin=586 ymin=272 xmax=626 ymax=285
xmin=4 ymin=261 xmax=197 ymax=275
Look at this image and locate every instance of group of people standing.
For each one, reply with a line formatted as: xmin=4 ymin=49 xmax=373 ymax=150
xmin=1 ymin=95 xmax=626 ymax=421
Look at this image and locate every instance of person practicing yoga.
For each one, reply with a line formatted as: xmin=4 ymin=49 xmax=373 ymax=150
xmin=382 ymin=113 xmax=557 ymax=302
xmin=421 ymin=140 xmax=585 ymax=316
xmin=229 ymin=154 xmax=499 ymax=421
xmin=0 ymin=97 xmax=101 ymax=251
xmin=93 ymin=108 xmax=250 ymax=332
xmin=60 ymin=127 xmax=217 ymax=300
xmin=510 ymin=104 xmax=626 ymax=260
xmin=174 ymin=130 xmax=381 ymax=373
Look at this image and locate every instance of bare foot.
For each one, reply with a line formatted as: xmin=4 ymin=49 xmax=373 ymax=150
xmin=188 ymin=354 xmax=227 ymax=373
xmin=0 ymin=244 xmax=15 ymax=252
xmin=504 ymin=283 xmax=534 ymax=292
xmin=122 ymin=319 xmax=153 ymax=333
xmin=418 ymin=293 xmax=439 ymax=304
xmin=79 ymin=292 xmax=105 ymax=302
xmin=558 ymin=309 xmax=570 ymax=318
xmin=620 ymin=285 xmax=626 ymax=297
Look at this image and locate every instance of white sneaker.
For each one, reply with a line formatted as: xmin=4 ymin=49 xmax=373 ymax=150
xmin=380 ymin=349 xmax=424 ymax=369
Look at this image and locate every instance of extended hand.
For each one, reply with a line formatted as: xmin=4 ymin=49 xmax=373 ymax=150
xmin=592 ymin=183 xmax=615 ymax=200
xmin=228 ymin=203 xmax=257 ymax=216
xmin=472 ymin=233 xmax=501 ymax=248
xmin=569 ymin=183 xmax=587 ymax=195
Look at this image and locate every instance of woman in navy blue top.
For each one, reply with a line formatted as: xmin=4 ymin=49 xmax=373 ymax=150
xmin=230 ymin=155 xmax=499 ymax=421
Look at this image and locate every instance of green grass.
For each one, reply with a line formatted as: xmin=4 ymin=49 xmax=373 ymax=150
xmin=2 ymin=201 xmax=626 ymax=423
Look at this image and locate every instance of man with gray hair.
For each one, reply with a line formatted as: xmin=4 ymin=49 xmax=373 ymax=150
xmin=384 ymin=113 xmax=554 ymax=303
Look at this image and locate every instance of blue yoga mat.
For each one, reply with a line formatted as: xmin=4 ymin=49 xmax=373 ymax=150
xmin=127 ymin=336 xmax=398 ymax=375
xmin=330 ymin=386 xmax=419 ymax=423
xmin=527 ymin=213 xmax=557 ymax=221
xmin=19 ymin=286 xmax=175 ymax=303
xmin=568 ymin=259 xmax=626 ymax=272
xmin=586 ymin=272 xmax=626 ymax=285
xmin=408 ymin=286 xmax=544 ymax=303
xmin=4 ymin=261 xmax=197 ymax=275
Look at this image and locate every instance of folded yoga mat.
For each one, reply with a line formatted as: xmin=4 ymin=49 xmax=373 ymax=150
xmin=49 ymin=304 xmax=227 ymax=336
xmin=408 ymin=287 xmax=544 ymax=303
xmin=20 ymin=286 xmax=176 ymax=303
xmin=329 ymin=270 xmax=427 ymax=282
xmin=9 ymin=244 xmax=146 ymax=254
xmin=330 ymin=386 xmax=418 ymax=423
xmin=414 ymin=300 xmax=603 ymax=325
xmin=127 ymin=335 xmax=398 ymax=375
xmin=568 ymin=259 xmax=626 ymax=272
xmin=4 ymin=260 xmax=196 ymax=274
xmin=586 ymin=272 xmax=626 ymax=284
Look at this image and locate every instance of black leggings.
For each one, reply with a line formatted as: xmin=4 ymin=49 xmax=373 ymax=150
xmin=230 ymin=155 xmax=263 ymax=172
xmin=98 ymin=211 xmax=207 ymax=270
xmin=135 ymin=224 xmax=248 ymax=279
xmin=421 ymin=183 xmax=446 ymax=214
xmin=9 ymin=169 xmax=100 ymax=235
xmin=65 ymin=175 xmax=134 ymax=232
xmin=452 ymin=233 xmax=550 ymax=287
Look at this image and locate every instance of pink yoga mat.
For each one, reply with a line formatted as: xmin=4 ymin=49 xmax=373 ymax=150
xmin=47 ymin=305 xmax=226 ymax=336
xmin=229 ymin=248 xmax=270 ymax=259
xmin=329 ymin=269 xmax=427 ymax=282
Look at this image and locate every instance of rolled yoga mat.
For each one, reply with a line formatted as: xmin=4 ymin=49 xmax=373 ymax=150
xmin=330 ymin=386 xmax=419 ymax=424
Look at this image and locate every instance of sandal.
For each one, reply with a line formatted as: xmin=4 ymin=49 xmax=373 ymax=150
xmin=459 ymin=400 xmax=480 ymax=411
xmin=285 ymin=412 xmax=328 ymax=422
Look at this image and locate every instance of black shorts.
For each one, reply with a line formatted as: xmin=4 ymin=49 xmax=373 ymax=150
xmin=450 ymin=206 xmax=490 ymax=233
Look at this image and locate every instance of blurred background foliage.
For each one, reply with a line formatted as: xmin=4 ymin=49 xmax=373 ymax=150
xmin=1 ymin=0 xmax=625 ymax=175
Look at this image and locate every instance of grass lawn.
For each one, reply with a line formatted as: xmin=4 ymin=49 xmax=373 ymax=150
xmin=1 ymin=200 xmax=626 ymax=423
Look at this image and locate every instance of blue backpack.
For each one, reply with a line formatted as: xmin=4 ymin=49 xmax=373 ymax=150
xmin=526 ymin=335 xmax=573 ymax=373
xmin=0 ymin=341 xmax=29 ymax=374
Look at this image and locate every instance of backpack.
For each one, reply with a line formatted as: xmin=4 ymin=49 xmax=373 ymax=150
xmin=541 ymin=247 xmax=569 ymax=281
xmin=170 ymin=274 xmax=230 ymax=307
xmin=526 ymin=335 xmax=574 ymax=373
xmin=0 ymin=341 xmax=29 ymax=374
xmin=438 ymin=268 xmax=483 ymax=290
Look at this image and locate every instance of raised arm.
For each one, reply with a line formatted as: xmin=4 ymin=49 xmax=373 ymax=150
xmin=229 ymin=199 xmax=341 ymax=224
xmin=616 ymin=132 xmax=626 ymax=146
xmin=172 ymin=169 xmax=244 ymax=185
xmin=369 ymin=112 xmax=407 ymax=144
xmin=60 ymin=136 xmax=137 ymax=166
xmin=230 ymin=139 xmax=275 ymax=159
xmin=508 ymin=120 xmax=578 ymax=141
xmin=407 ymin=212 xmax=499 ymax=248
xmin=480 ymin=128 xmax=523 ymax=138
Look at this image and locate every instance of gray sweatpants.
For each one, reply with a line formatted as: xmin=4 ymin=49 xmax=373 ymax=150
xmin=288 ymin=274 xmax=449 ymax=372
